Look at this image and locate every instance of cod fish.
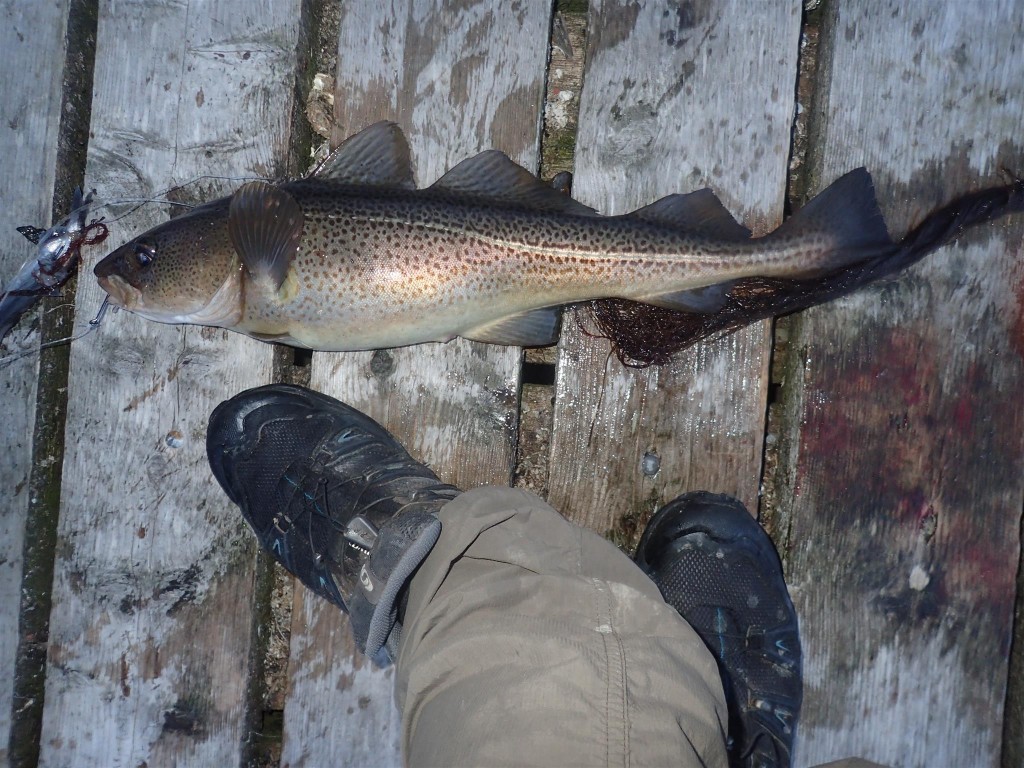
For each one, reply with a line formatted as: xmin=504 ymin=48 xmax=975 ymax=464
xmin=94 ymin=122 xmax=1022 ymax=353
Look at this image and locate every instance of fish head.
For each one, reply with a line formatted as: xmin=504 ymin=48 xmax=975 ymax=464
xmin=94 ymin=198 xmax=243 ymax=326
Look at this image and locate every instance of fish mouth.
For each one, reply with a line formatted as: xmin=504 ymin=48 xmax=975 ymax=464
xmin=96 ymin=274 xmax=140 ymax=310
xmin=96 ymin=271 xmax=243 ymax=328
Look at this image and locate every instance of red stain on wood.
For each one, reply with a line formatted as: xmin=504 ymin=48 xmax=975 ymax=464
xmin=951 ymin=392 xmax=973 ymax=434
xmin=792 ymin=316 xmax=1023 ymax=634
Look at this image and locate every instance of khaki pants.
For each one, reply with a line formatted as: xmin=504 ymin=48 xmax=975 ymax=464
xmin=395 ymin=487 xmax=730 ymax=767
xmin=394 ymin=488 xmax=884 ymax=768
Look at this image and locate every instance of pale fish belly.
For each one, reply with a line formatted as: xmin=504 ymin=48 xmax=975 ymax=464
xmin=234 ymin=236 xmax=539 ymax=350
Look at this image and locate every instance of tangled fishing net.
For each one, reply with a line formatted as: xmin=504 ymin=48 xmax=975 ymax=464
xmin=584 ymin=277 xmax=817 ymax=368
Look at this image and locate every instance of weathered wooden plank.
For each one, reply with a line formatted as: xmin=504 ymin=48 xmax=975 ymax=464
xmin=0 ymin=1 xmax=70 ymax=761
xmin=548 ymin=0 xmax=800 ymax=540
xmin=283 ymin=588 xmax=401 ymax=764
xmin=770 ymin=3 xmax=1024 ymax=766
xmin=38 ymin=1 xmax=302 ymax=764
xmin=281 ymin=1 xmax=553 ymax=764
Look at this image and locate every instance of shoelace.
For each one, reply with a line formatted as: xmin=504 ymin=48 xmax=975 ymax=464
xmin=285 ymin=455 xmax=455 ymax=566
xmin=277 ymin=473 xmax=346 ymax=567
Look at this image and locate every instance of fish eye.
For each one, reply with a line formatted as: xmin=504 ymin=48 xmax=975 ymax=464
xmin=134 ymin=241 xmax=157 ymax=266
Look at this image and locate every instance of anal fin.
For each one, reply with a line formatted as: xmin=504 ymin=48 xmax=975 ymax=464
xmin=461 ymin=306 xmax=562 ymax=346
xmin=637 ymin=281 xmax=738 ymax=313
xmin=246 ymin=330 xmax=309 ymax=347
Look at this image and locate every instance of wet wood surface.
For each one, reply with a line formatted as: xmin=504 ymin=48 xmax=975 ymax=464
xmin=0 ymin=1 xmax=71 ymax=762
xmin=0 ymin=1 xmax=1021 ymax=767
xmin=771 ymin=3 xmax=1024 ymax=766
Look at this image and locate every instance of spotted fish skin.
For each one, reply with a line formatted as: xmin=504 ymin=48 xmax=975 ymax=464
xmin=232 ymin=180 xmax=849 ymax=350
xmin=94 ymin=121 xmax=895 ymax=351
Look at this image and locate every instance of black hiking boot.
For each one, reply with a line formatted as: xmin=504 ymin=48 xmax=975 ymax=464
xmin=634 ymin=492 xmax=802 ymax=768
xmin=207 ymin=384 xmax=460 ymax=661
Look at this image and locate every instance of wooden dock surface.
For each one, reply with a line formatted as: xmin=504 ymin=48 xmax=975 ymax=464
xmin=1 ymin=1 xmax=1022 ymax=767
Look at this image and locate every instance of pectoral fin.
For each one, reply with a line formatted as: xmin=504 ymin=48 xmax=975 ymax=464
xmin=228 ymin=181 xmax=304 ymax=291
xmin=462 ymin=306 xmax=562 ymax=346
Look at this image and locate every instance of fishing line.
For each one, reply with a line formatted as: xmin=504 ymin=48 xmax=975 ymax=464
xmin=1 ymin=175 xmax=263 ymax=367
xmin=91 ymin=174 xmax=270 ymax=225
xmin=0 ymin=297 xmax=111 ymax=369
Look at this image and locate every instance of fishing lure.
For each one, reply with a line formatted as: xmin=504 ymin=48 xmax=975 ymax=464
xmin=0 ymin=188 xmax=109 ymax=343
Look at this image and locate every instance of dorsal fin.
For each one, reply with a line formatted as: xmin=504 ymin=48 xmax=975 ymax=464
xmin=772 ymin=167 xmax=888 ymax=248
xmin=228 ymin=181 xmax=304 ymax=290
xmin=309 ymin=121 xmax=416 ymax=188
xmin=768 ymin=167 xmax=891 ymax=277
xmin=430 ymin=150 xmax=598 ymax=216
xmin=632 ymin=189 xmax=751 ymax=240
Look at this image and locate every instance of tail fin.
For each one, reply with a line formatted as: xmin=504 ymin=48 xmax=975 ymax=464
xmin=768 ymin=167 xmax=894 ymax=277
xmin=589 ymin=172 xmax=1024 ymax=367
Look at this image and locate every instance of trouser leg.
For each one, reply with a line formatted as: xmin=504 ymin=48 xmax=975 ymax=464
xmin=395 ymin=487 xmax=730 ymax=768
